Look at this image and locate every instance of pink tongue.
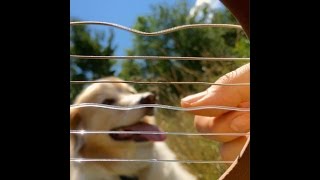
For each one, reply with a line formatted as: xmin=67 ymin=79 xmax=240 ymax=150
xmin=115 ymin=122 xmax=166 ymax=142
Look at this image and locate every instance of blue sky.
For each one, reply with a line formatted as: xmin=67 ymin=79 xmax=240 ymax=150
xmin=70 ymin=0 xmax=224 ymax=75
xmin=71 ymin=0 xmax=187 ymax=55
xmin=70 ymin=0 xmax=224 ymax=55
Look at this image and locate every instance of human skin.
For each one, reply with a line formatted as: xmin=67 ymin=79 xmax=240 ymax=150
xmin=181 ymin=0 xmax=250 ymax=161
xmin=181 ymin=64 xmax=250 ymax=161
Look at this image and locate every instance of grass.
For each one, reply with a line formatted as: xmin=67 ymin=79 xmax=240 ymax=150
xmin=156 ymin=109 xmax=228 ymax=180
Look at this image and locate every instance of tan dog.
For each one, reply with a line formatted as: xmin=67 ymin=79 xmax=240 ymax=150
xmin=70 ymin=77 xmax=196 ymax=180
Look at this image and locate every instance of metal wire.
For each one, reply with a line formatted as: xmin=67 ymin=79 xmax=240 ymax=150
xmin=70 ymin=158 xmax=234 ymax=164
xmin=69 ymin=21 xmax=250 ymax=166
xmin=70 ymin=21 xmax=243 ymax=36
xmin=70 ymin=80 xmax=249 ymax=86
xmin=70 ymin=103 xmax=250 ymax=112
xmin=70 ymin=22 xmax=249 ymax=61
xmin=70 ymin=103 xmax=249 ymax=137
xmin=70 ymin=55 xmax=249 ymax=61
xmin=70 ymin=130 xmax=250 ymax=136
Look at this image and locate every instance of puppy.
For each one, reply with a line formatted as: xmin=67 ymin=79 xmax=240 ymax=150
xmin=70 ymin=77 xmax=196 ymax=180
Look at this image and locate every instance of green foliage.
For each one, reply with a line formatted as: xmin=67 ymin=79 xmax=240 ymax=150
xmin=117 ymin=1 xmax=249 ymax=179
xmin=70 ymin=18 xmax=116 ymax=103
xmin=70 ymin=1 xmax=249 ymax=179
xmin=156 ymin=110 xmax=228 ymax=180
xmin=119 ymin=0 xmax=250 ymax=105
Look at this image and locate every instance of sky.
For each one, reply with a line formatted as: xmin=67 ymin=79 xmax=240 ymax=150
xmin=70 ymin=0 xmax=224 ymax=55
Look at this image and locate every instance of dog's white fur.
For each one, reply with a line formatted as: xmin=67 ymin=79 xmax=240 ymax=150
xmin=70 ymin=77 xmax=196 ymax=180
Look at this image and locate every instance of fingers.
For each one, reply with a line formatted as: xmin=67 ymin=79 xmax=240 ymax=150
xmin=194 ymin=109 xmax=250 ymax=142
xmin=180 ymin=63 xmax=250 ymax=163
xmin=220 ymin=136 xmax=248 ymax=161
xmin=181 ymin=63 xmax=250 ymax=117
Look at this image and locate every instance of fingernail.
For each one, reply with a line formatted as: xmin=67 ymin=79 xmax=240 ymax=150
xmin=230 ymin=114 xmax=249 ymax=132
xmin=181 ymin=91 xmax=207 ymax=104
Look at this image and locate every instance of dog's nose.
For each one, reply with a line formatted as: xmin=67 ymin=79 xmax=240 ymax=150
xmin=139 ymin=94 xmax=156 ymax=104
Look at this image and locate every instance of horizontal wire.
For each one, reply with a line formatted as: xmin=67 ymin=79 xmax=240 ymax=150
xmin=70 ymin=158 xmax=234 ymax=164
xmin=70 ymin=22 xmax=249 ymax=61
xmin=70 ymin=103 xmax=250 ymax=112
xmin=70 ymin=130 xmax=249 ymax=136
xmin=70 ymin=55 xmax=249 ymax=61
xmin=69 ymin=22 xmax=249 ymax=166
xmin=70 ymin=80 xmax=250 ymax=86
xmin=70 ymin=21 xmax=243 ymax=36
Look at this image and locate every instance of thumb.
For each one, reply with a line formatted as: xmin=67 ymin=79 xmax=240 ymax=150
xmin=181 ymin=63 xmax=250 ymax=117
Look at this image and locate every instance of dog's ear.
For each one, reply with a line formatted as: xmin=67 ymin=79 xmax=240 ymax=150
xmin=70 ymin=108 xmax=84 ymax=156
xmin=70 ymin=108 xmax=81 ymax=130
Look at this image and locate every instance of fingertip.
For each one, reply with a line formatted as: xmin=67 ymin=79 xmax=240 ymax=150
xmin=181 ymin=91 xmax=207 ymax=105
xmin=181 ymin=91 xmax=228 ymax=116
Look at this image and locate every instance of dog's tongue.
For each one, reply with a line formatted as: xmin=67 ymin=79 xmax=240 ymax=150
xmin=111 ymin=122 xmax=166 ymax=142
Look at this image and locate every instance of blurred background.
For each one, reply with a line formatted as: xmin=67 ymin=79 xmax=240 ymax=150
xmin=70 ymin=0 xmax=249 ymax=179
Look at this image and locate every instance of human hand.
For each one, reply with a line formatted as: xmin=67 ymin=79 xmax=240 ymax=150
xmin=181 ymin=63 xmax=250 ymax=161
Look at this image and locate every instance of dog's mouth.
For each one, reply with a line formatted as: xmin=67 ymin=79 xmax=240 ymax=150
xmin=110 ymin=122 xmax=166 ymax=142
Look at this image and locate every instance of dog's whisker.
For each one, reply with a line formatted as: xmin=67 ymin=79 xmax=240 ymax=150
xmin=70 ymin=130 xmax=249 ymax=136
xmin=70 ymin=158 xmax=234 ymax=164
xmin=70 ymin=103 xmax=250 ymax=112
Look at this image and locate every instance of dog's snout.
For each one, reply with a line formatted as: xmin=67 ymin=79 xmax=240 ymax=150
xmin=139 ymin=94 xmax=156 ymax=104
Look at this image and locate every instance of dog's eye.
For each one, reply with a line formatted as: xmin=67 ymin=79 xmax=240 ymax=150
xmin=102 ymin=99 xmax=115 ymax=105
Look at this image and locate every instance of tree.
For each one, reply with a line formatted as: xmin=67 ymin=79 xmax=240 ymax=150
xmin=70 ymin=18 xmax=117 ymax=103
xmin=69 ymin=3 xmax=250 ymax=178
xmin=119 ymin=0 xmax=249 ymax=105
xmin=118 ymin=2 xmax=250 ymax=179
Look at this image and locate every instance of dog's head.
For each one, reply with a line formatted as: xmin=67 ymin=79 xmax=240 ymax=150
xmin=70 ymin=77 xmax=165 ymax=176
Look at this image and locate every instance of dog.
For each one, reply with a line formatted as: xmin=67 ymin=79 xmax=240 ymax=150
xmin=70 ymin=77 xmax=197 ymax=180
